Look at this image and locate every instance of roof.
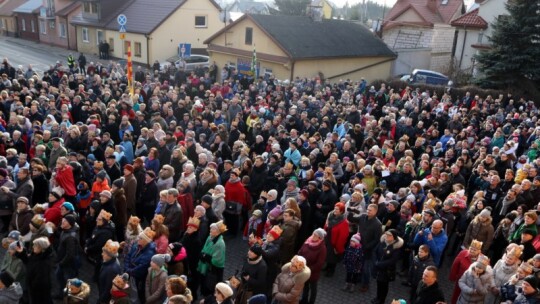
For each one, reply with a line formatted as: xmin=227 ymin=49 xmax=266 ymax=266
xmin=228 ymin=0 xmax=268 ymax=13
xmin=103 ymin=0 xmax=186 ymax=34
xmin=56 ymin=1 xmax=81 ymax=18
xmin=384 ymin=0 xmax=463 ymax=28
xmin=13 ymin=0 xmax=43 ymax=14
xmin=0 ymin=0 xmax=27 ymax=16
xmin=72 ymin=0 xmax=222 ymax=34
xmin=450 ymin=8 xmax=487 ymax=28
xmin=205 ymin=14 xmax=396 ymax=60
xmin=71 ymin=0 xmax=131 ymax=28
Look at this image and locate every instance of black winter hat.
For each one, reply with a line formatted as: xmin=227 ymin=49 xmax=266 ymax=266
xmin=0 ymin=271 xmax=14 ymax=287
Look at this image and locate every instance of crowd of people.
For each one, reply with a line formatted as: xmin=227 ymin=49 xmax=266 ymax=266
xmin=0 ymin=52 xmax=539 ymax=304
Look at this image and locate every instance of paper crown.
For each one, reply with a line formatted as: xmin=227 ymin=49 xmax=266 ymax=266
xmin=153 ymin=214 xmax=165 ymax=225
xmin=102 ymin=239 xmax=120 ymax=257
xmin=187 ymin=216 xmax=200 ymax=229
xmin=113 ymin=273 xmax=130 ymax=290
xmin=128 ymin=215 xmax=141 ymax=226
xmin=470 ymin=239 xmax=483 ymax=251
xmin=210 ymin=220 xmax=227 ymax=234
xmin=268 ymin=225 xmax=283 ymax=239
xmin=508 ymin=245 xmax=524 ymax=260
xmin=98 ymin=209 xmax=112 ymax=221
xmin=519 ymin=261 xmax=534 ymax=274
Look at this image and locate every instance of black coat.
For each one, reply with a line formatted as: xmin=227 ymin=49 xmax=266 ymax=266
xmin=374 ymin=237 xmax=403 ymax=282
xmin=249 ymin=164 xmax=268 ymax=197
xmin=98 ymin=258 xmax=122 ymax=304
xmin=414 ymin=281 xmax=445 ymax=304
xmin=181 ymin=231 xmax=202 ymax=277
xmin=31 ymin=174 xmax=49 ymax=205
xmin=17 ymin=246 xmax=55 ymax=304
xmin=85 ymin=222 xmax=116 ymax=261
xmin=241 ymin=258 xmax=267 ymax=295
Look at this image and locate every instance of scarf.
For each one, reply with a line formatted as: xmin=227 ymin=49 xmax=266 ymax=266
xmin=200 ymin=173 xmax=212 ymax=185
xmin=110 ymin=289 xmax=128 ymax=299
xmin=500 ymin=196 xmax=516 ymax=215
xmin=248 ymin=255 xmax=262 ymax=265
xmin=304 ymin=236 xmax=322 ymax=247
xmin=135 ymin=144 xmax=147 ymax=156
xmin=327 ymin=212 xmax=345 ymax=228
xmin=0 ymin=178 xmax=8 ymax=187
xmin=228 ymin=176 xmax=241 ymax=184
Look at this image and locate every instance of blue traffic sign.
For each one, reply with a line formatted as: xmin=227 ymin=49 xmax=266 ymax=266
xmin=119 ymin=25 xmax=127 ymax=33
xmin=117 ymin=14 xmax=127 ymax=26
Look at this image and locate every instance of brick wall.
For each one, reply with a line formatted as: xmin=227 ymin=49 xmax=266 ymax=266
xmin=383 ymin=26 xmax=433 ymax=49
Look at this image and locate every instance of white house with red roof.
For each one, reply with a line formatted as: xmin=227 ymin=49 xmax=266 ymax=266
xmin=382 ymin=0 xmax=465 ymax=75
xmin=451 ymin=0 xmax=508 ymax=74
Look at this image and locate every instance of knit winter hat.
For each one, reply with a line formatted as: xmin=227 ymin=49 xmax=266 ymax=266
xmin=139 ymin=227 xmax=156 ymax=243
xmin=62 ymin=202 xmax=75 ymax=212
xmin=268 ymin=205 xmax=282 ymax=219
xmin=16 ymin=197 xmax=28 ymax=205
xmin=100 ymin=190 xmax=112 ymax=199
xmin=313 ymin=228 xmax=327 ymax=239
xmin=102 ymin=239 xmax=120 ymax=258
xmin=69 ymin=278 xmax=82 ymax=288
xmin=151 ymin=254 xmax=171 ymax=268
xmin=33 ymin=237 xmax=50 ymax=250
xmin=523 ymin=275 xmax=539 ymax=290
xmin=63 ymin=214 xmax=76 ymax=227
xmin=351 ymin=233 xmax=362 ymax=244
xmin=215 ymin=282 xmax=233 ymax=298
xmin=252 ymin=210 xmax=263 ymax=218
xmin=201 ymin=195 xmax=213 ymax=205
xmin=7 ymin=230 xmax=20 ymax=241
xmin=51 ymin=186 xmax=64 ymax=199
xmin=7 ymin=241 xmax=18 ymax=252
xmin=479 ymin=208 xmax=491 ymax=218
xmin=112 ymin=178 xmax=124 ymax=188
xmin=248 ymin=294 xmax=267 ymax=304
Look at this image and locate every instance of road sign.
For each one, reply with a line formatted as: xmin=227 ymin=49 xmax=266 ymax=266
xmin=178 ymin=43 xmax=191 ymax=58
xmin=119 ymin=25 xmax=126 ymax=33
xmin=119 ymin=33 xmax=125 ymax=40
xmin=117 ymin=14 xmax=127 ymax=26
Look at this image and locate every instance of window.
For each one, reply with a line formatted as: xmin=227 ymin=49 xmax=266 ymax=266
xmin=245 ymin=27 xmax=253 ymax=45
xmin=264 ymin=68 xmax=273 ymax=76
xmin=39 ymin=20 xmax=46 ymax=34
xmin=1 ymin=19 xmax=6 ymax=29
xmin=108 ymin=38 xmax=114 ymax=51
xmin=124 ymin=40 xmax=131 ymax=55
xmin=49 ymin=21 xmax=55 ymax=29
xmin=82 ymin=27 xmax=89 ymax=42
xmin=478 ymin=31 xmax=484 ymax=43
xmin=134 ymin=42 xmax=141 ymax=57
xmin=31 ymin=20 xmax=35 ymax=32
xmin=96 ymin=30 xmax=104 ymax=45
xmin=195 ymin=16 xmax=207 ymax=28
xmin=83 ymin=2 xmax=99 ymax=14
xmin=59 ymin=23 xmax=66 ymax=38
xmin=21 ymin=19 xmax=26 ymax=31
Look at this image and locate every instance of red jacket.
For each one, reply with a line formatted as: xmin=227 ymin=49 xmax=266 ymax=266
xmin=55 ymin=166 xmax=76 ymax=196
xmin=325 ymin=219 xmax=349 ymax=255
xmin=224 ymin=180 xmax=248 ymax=207
xmin=449 ymin=249 xmax=474 ymax=282
xmin=298 ymin=238 xmax=327 ymax=282
xmin=177 ymin=193 xmax=193 ymax=231
xmin=44 ymin=198 xmax=65 ymax=227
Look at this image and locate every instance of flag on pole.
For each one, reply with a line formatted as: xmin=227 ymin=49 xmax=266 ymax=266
xmin=250 ymin=47 xmax=257 ymax=79
xmin=127 ymin=45 xmax=133 ymax=95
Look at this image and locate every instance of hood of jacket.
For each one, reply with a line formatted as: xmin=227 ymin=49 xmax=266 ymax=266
xmin=379 ymin=235 xmax=404 ymax=250
xmin=0 ymin=282 xmax=23 ymax=301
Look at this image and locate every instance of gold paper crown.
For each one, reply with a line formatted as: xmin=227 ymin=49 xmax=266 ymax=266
xmin=98 ymin=209 xmax=112 ymax=221
xmin=102 ymin=239 xmax=120 ymax=256
xmin=113 ymin=274 xmax=129 ymax=290
xmin=509 ymin=245 xmax=524 ymax=259
xmin=153 ymin=214 xmax=165 ymax=225
xmin=470 ymin=239 xmax=483 ymax=251
xmin=187 ymin=216 xmax=200 ymax=228
xmin=211 ymin=220 xmax=228 ymax=234
xmin=519 ymin=261 xmax=534 ymax=274
xmin=128 ymin=215 xmax=140 ymax=226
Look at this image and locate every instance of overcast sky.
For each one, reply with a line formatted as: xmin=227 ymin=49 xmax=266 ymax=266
xmin=330 ymin=0 xmax=475 ymax=10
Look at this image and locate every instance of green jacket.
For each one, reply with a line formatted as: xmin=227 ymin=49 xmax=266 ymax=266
xmin=510 ymin=223 xmax=538 ymax=243
xmin=197 ymin=234 xmax=225 ymax=275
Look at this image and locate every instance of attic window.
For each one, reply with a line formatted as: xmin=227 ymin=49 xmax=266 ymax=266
xmin=195 ymin=16 xmax=207 ymax=28
xmin=245 ymin=27 xmax=253 ymax=45
xmin=442 ymin=0 xmax=448 ymax=4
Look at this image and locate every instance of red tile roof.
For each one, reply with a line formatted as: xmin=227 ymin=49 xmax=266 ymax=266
xmin=451 ymin=8 xmax=488 ymax=29
xmin=384 ymin=0 xmax=464 ymax=28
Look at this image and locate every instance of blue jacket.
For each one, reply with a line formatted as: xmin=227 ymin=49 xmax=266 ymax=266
xmin=284 ymin=148 xmax=301 ymax=166
xmin=124 ymin=242 xmax=156 ymax=280
xmin=413 ymin=228 xmax=448 ymax=266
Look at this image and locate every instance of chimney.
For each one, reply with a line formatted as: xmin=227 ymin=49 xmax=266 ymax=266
xmin=427 ymin=0 xmax=438 ymax=12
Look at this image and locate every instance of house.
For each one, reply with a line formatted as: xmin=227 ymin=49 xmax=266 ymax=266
xmin=71 ymin=0 xmax=222 ymax=65
xmin=224 ymin=0 xmax=269 ymax=23
xmin=0 ymin=0 xmax=27 ymax=37
xmin=311 ymin=0 xmax=333 ymax=19
xmin=38 ymin=0 xmax=81 ymax=50
xmin=382 ymin=0 xmax=465 ymax=75
xmin=204 ymin=14 xmax=396 ymax=82
xmin=13 ymin=0 xmax=43 ymax=42
xmin=451 ymin=0 xmax=507 ymax=75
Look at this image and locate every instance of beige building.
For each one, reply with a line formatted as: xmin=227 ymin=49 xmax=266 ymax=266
xmin=204 ymin=14 xmax=396 ymax=82
xmin=71 ymin=0 xmax=222 ymax=65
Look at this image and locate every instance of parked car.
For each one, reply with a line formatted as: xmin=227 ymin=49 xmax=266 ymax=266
xmin=402 ymin=69 xmax=452 ymax=86
xmin=160 ymin=55 xmax=209 ymax=72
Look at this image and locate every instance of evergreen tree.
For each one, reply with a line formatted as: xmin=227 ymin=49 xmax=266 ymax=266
xmin=475 ymin=0 xmax=540 ymax=94
xmin=272 ymin=0 xmax=311 ymax=16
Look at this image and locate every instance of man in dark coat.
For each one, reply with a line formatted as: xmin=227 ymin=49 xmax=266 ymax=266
xmin=239 ymin=244 xmax=267 ymax=301
xmin=414 ymin=266 xmax=445 ymax=304
xmin=160 ymin=188 xmax=183 ymax=241
xmin=98 ymin=240 xmax=121 ymax=304
xmin=55 ymin=215 xmax=80 ymax=298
